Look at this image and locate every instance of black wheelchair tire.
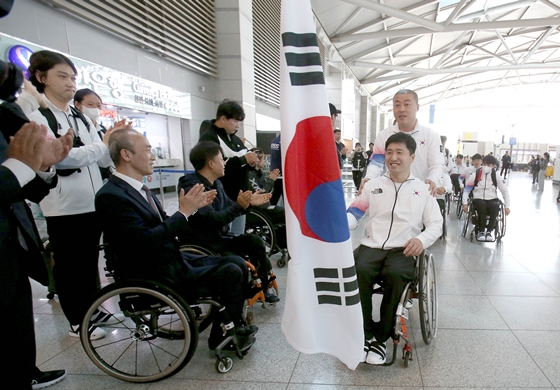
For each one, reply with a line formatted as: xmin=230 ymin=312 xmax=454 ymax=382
xmin=80 ymin=279 xmax=198 ymax=383
xmin=418 ymin=252 xmax=437 ymax=345
xmin=245 ymin=209 xmax=277 ymax=257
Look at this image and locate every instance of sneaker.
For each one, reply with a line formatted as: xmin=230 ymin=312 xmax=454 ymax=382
xmin=404 ymin=298 xmax=414 ymax=309
xmin=90 ymin=311 xmax=125 ymax=325
xmin=362 ymin=339 xmax=372 ymax=362
xmin=264 ymin=291 xmax=280 ymax=303
xmin=485 ymin=232 xmax=493 ymax=242
xmin=31 ymin=370 xmax=66 ymax=389
xmin=69 ymin=324 xmax=106 ymax=340
xmin=476 ymin=231 xmax=485 ymax=241
xmin=366 ymin=338 xmax=387 ymax=365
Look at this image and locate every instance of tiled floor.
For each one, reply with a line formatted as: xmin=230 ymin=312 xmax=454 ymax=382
xmin=31 ymin=171 xmax=560 ymax=389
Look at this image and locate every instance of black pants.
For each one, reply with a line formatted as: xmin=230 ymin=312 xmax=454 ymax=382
xmin=184 ymin=254 xmax=247 ymax=343
xmin=450 ymin=174 xmax=461 ymax=196
xmin=472 ymin=198 xmax=500 ymax=232
xmin=352 ymin=170 xmax=363 ymax=190
xmin=215 ymin=234 xmax=272 ymax=288
xmin=270 ymin=179 xmax=283 ymax=206
xmin=533 ymin=169 xmax=539 ymax=184
xmin=46 ymin=212 xmax=102 ymax=326
xmin=3 ymin=248 xmax=41 ymax=389
xmin=500 ymin=164 xmax=509 ymax=178
xmin=355 ymin=246 xmax=416 ymax=343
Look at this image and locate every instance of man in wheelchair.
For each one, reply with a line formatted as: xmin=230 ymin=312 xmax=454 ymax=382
xmin=462 ymin=155 xmax=510 ymax=242
xmin=448 ymin=153 xmax=467 ymax=198
xmin=177 ymin=141 xmax=280 ymax=303
xmin=347 ymin=132 xmax=442 ymax=365
xmin=245 ymin=146 xmax=287 ymax=250
xmin=95 ymin=129 xmax=258 ymax=352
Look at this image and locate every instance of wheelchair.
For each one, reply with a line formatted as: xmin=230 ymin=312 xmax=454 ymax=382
xmin=373 ymin=250 xmax=438 ymax=367
xmin=179 ymin=244 xmax=279 ymax=325
xmin=461 ymin=197 xmax=506 ymax=243
xmin=437 ymin=193 xmax=450 ymax=239
xmin=80 ymin=246 xmax=249 ymax=382
xmin=245 ymin=208 xmax=290 ymax=268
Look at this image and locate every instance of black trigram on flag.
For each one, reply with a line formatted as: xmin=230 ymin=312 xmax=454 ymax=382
xmin=282 ymin=32 xmax=325 ymax=86
xmin=313 ymin=266 xmax=360 ymax=306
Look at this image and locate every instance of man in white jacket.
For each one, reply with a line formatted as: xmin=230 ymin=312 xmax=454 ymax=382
xmin=18 ymin=50 xmax=117 ymax=340
xmin=362 ymin=89 xmax=444 ymax=195
xmin=462 ymin=155 xmax=511 ymax=241
xmin=347 ymin=132 xmax=442 ymax=365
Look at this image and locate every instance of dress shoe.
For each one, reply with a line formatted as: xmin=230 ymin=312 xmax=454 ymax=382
xmin=236 ymin=324 xmax=258 ymax=337
xmin=209 ymin=335 xmax=256 ymax=352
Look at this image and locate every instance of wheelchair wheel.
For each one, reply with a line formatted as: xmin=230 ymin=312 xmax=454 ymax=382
xmin=461 ymin=209 xmax=470 ymax=237
xmin=245 ymin=209 xmax=277 ymax=257
xmin=456 ymin=193 xmax=463 ymax=218
xmin=418 ymin=252 xmax=438 ymax=345
xmin=80 ymin=280 xmax=198 ymax=383
xmin=496 ymin=204 xmax=506 ymax=242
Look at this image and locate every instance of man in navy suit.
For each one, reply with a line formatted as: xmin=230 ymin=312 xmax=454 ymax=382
xmin=95 ymin=128 xmax=257 ymax=350
xmin=1 ymin=121 xmax=72 ymax=389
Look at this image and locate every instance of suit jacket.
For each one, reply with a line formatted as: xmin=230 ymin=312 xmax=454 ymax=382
xmin=95 ymin=175 xmax=221 ymax=298
xmin=0 ymin=132 xmax=52 ymax=306
xmin=177 ymin=172 xmax=246 ymax=249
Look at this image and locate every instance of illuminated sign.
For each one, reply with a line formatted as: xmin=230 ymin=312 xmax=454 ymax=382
xmin=7 ymin=45 xmax=32 ymax=78
xmin=3 ymin=36 xmax=191 ymax=119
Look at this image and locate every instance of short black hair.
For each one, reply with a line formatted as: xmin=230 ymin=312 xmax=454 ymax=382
xmin=385 ymin=132 xmax=416 ymax=155
xmin=216 ymin=99 xmax=245 ymax=121
xmin=472 ymin=153 xmax=482 ymax=160
xmin=109 ymin=129 xmax=141 ymax=166
xmin=28 ymin=50 xmax=77 ymax=94
xmin=456 ymin=154 xmax=464 ymax=159
xmin=483 ymin=155 xmax=496 ymax=165
xmin=190 ymin=141 xmax=224 ymax=171
xmin=440 ymin=135 xmax=447 ymax=143
xmin=74 ymin=88 xmax=102 ymax=104
xmin=333 ymin=129 xmax=341 ymax=133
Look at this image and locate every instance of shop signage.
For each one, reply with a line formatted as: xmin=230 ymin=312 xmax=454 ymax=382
xmin=2 ymin=34 xmax=191 ymax=119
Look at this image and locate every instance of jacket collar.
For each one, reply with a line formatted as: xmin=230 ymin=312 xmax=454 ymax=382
xmin=109 ymin=175 xmax=162 ymax=220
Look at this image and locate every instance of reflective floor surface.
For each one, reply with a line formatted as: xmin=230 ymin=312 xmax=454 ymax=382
xmin=30 ymin=171 xmax=560 ymax=389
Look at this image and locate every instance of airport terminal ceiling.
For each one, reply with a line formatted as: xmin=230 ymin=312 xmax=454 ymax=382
xmin=311 ymin=0 xmax=560 ymax=110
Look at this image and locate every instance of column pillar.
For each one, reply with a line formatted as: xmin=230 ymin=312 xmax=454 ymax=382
xmin=215 ymin=0 xmax=256 ymax=144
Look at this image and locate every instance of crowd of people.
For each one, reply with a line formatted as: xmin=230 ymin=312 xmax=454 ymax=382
xmin=5 ymin=45 xmax=553 ymax=387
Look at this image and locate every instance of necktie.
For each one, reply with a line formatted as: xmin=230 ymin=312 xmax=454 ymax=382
xmin=142 ymin=185 xmax=162 ymax=221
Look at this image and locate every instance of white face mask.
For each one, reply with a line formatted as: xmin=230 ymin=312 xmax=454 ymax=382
xmin=81 ymin=106 xmax=101 ymax=122
xmin=482 ymin=165 xmax=492 ymax=174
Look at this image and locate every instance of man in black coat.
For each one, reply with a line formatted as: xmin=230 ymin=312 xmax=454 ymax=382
xmin=95 ymin=129 xmax=257 ymax=350
xmin=177 ymin=141 xmax=279 ymax=303
xmin=198 ymin=100 xmax=259 ymax=201
xmin=1 ymin=122 xmax=72 ymax=389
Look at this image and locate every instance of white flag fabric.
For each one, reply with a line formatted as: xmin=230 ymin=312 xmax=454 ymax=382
xmin=280 ymin=0 xmax=364 ymax=370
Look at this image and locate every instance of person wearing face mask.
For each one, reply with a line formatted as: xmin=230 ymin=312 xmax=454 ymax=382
xmin=462 ymin=155 xmax=510 ymax=242
xmin=74 ymin=89 xmax=110 ymax=180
